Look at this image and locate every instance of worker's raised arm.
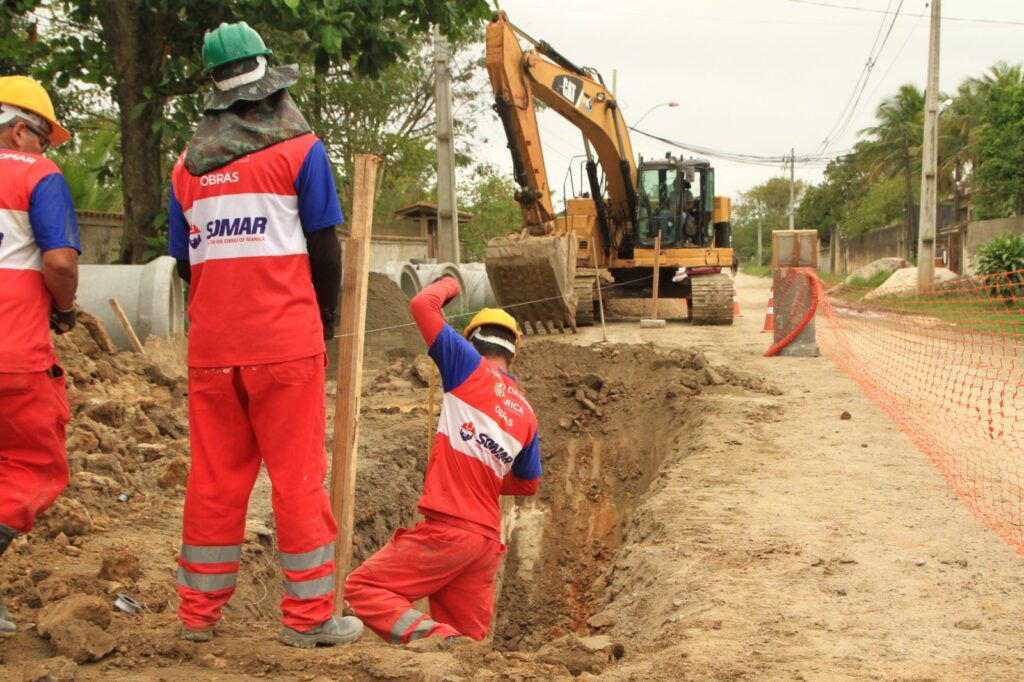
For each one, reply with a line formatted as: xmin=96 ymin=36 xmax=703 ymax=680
xmin=410 ymin=278 xmax=481 ymax=392
xmin=410 ymin=277 xmax=461 ymax=347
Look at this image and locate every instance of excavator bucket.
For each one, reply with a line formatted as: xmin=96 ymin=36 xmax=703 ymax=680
xmin=485 ymin=233 xmax=579 ymax=334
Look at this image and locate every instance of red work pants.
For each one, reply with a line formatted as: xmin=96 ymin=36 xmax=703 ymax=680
xmin=177 ymin=355 xmax=338 ymax=631
xmin=344 ymin=518 xmax=506 ymax=643
xmin=0 ymin=368 xmax=70 ymax=536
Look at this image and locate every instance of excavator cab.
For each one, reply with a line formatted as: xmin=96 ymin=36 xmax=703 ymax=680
xmin=636 ymin=157 xmax=714 ymax=249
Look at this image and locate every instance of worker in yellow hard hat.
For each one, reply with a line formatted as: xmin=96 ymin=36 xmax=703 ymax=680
xmin=345 ymin=277 xmax=542 ymax=646
xmin=0 ymin=75 xmax=80 ymax=637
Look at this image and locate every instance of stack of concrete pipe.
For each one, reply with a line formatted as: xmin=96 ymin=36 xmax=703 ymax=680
xmin=373 ymin=260 xmax=496 ymax=314
xmin=77 ymin=256 xmax=185 ymax=350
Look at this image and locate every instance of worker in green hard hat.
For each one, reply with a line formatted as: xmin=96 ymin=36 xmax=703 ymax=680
xmin=168 ymin=21 xmax=353 ymax=649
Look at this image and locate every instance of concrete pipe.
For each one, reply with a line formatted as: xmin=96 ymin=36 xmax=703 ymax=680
xmin=458 ymin=263 xmax=496 ymax=311
xmin=412 ymin=262 xmax=466 ymax=313
xmin=77 ymin=256 xmax=185 ymax=350
xmin=373 ymin=261 xmax=422 ymax=300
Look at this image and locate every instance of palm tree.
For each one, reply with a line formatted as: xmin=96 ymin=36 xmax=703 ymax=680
xmin=859 ymin=84 xmax=924 ymax=259
xmin=941 ymin=63 xmax=1024 ymax=219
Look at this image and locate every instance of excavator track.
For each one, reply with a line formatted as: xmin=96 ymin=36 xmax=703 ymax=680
xmin=574 ymin=274 xmax=596 ymax=327
xmin=689 ymin=273 xmax=734 ymax=325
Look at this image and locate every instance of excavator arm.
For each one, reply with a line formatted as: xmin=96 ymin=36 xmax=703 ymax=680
xmin=485 ymin=11 xmax=638 ymax=239
xmin=484 ymin=11 xmax=645 ymax=334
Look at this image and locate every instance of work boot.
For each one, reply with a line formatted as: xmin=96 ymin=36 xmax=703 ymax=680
xmin=0 ymin=590 xmax=14 ymax=636
xmin=278 ymin=615 xmax=363 ymax=648
xmin=180 ymin=624 xmax=214 ymax=642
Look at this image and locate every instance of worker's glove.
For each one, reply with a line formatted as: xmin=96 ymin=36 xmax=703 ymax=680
xmin=49 ymin=305 xmax=77 ymax=335
xmin=321 ymin=308 xmax=336 ymax=342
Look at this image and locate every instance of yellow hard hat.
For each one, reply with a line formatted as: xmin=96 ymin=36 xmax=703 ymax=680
xmin=0 ymin=76 xmax=70 ymax=147
xmin=464 ymin=308 xmax=521 ymax=352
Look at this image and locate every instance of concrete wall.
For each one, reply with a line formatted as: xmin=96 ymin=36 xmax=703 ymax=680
xmin=337 ymin=232 xmax=429 ymax=270
xmin=839 ymin=223 xmax=903 ymax=275
xmin=961 ymin=215 xmax=1024 ymax=274
xmin=77 ymin=211 xmax=123 ymax=264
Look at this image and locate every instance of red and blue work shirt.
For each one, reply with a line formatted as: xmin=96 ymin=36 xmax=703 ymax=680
xmin=169 ymin=133 xmax=342 ymax=367
xmin=0 ymin=149 xmax=80 ymax=372
xmin=411 ymin=282 xmax=542 ymax=539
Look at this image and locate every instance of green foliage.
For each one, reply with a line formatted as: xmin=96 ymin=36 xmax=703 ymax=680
xmin=842 ymin=174 xmax=910 ymax=237
xmin=50 ymin=116 xmax=123 ymax=211
xmin=459 ymin=164 xmax=521 ymax=261
xmin=975 ymin=231 xmax=1024 ymax=303
xmin=730 ymin=176 xmax=805 ymax=264
xmin=740 ymin=262 xmax=771 ymax=278
xmin=973 ymin=80 xmax=1024 ymax=219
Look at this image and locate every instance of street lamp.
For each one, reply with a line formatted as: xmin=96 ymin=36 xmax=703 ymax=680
xmin=632 ymin=101 xmax=679 ymax=128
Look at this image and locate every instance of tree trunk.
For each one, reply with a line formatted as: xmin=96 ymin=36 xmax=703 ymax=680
xmin=95 ymin=1 xmax=170 ymax=264
xmin=902 ymin=139 xmax=916 ymax=262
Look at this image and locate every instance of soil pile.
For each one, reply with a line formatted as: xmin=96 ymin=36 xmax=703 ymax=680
xmin=329 ymin=272 xmax=422 ymax=369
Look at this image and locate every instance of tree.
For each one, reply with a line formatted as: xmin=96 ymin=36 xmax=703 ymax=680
xmin=858 ymin=84 xmax=924 ymax=258
xmin=973 ymin=78 xmax=1024 ymax=218
xmin=0 ymin=0 xmax=491 ymax=262
xmin=731 ymin=177 xmax=805 ymax=263
xmin=459 ymin=164 xmax=521 ymax=261
xmin=286 ymin=28 xmax=489 ymax=221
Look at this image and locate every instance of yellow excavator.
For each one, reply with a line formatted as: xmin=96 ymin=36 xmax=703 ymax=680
xmin=484 ymin=11 xmax=734 ymax=332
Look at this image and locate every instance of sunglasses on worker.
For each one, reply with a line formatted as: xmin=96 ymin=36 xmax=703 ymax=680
xmin=22 ymin=120 xmax=51 ymax=153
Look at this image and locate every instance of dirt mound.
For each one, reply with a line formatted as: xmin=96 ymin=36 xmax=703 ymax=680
xmin=329 ymin=272 xmax=422 ymax=369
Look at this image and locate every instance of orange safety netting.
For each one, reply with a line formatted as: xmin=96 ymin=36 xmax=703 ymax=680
xmin=814 ymin=269 xmax=1024 ymax=551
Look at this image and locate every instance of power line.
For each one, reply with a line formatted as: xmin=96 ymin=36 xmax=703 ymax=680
xmin=784 ymin=0 xmax=1024 ymax=26
xmin=816 ymin=0 xmax=906 ymax=158
xmin=628 ymin=126 xmax=848 ymax=167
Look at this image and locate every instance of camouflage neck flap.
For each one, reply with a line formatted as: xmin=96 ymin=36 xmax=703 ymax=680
xmin=184 ymin=89 xmax=311 ymax=176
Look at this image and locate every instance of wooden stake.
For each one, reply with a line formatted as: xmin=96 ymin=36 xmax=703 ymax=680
xmin=331 ymin=154 xmax=380 ymax=607
xmin=649 ymin=231 xmax=662 ymax=320
xmin=427 ymin=364 xmax=437 ymax=455
xmin=590 ymin=238 xmax=607 ymax=343
xmin=108 ymin=298 xmax=145 ymax=354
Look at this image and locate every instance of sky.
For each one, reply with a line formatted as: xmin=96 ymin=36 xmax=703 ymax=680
xmin=468 ymin=0 xmax=1024 ymax=205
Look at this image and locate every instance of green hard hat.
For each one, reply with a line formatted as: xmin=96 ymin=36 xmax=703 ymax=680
xmin=202 ymin=21 xmax=273 ymax=72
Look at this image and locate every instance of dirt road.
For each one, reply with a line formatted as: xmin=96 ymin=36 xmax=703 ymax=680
xmin=3 ymin=273 xmax=1022 ymax=680
xmin=573 ymin=272 xmax=1024 ymax=680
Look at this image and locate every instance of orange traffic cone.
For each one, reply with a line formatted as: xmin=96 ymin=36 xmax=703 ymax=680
xmin=761 ymin=288 xmax=774 ymax=333
xmin=732 ymin=282 xmax=741 ymax=317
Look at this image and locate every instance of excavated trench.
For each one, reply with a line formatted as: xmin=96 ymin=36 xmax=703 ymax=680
xmin=491 ymin=340 xmax=713 ymax=650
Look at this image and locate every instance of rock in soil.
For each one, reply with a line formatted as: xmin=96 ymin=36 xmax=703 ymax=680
xmin=36 ymin=594 xmax=112 ymax=637
xmin=97 ymin=549 xmax=142 ymax=583
xmin=157 ymin=456 xmax=190 ymax=489
xmin=49 ymin=620 xmax=116 ymax=663
xmin=36 ymin=498 xmax=93 ymax=539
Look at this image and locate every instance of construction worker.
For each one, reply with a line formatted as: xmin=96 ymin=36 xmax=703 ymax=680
xmin=345 ymin=277 xmax=542 ymax=645
xmin=167 ymin=22 xmax=360 ymax=647
xmin=0 ymin=75 xmax=79 ymax=636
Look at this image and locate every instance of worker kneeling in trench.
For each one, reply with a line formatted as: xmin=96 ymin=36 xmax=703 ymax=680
xmin=345 ymin=277 xmax=543 ymax=644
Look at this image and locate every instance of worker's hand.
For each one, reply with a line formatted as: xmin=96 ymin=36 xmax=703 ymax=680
xmin=49 ymin=305 xmax=77 ymax=335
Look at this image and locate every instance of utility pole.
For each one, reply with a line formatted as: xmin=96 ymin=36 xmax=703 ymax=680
xmin=757 ymin=203 xmax=764 ymax=267
xmin=434 ymin=27 xmax=460 ymax=264
xmin=917 ymin=0 xmax=940 ymax=293
xmin=788 ymin=148 xmax=795 ymax=230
